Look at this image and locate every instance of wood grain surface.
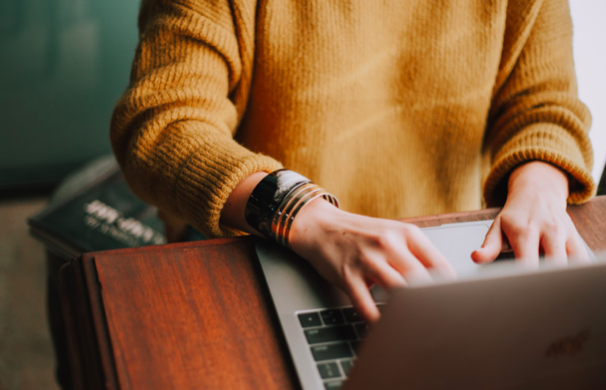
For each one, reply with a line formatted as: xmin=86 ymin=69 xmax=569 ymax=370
xmin=62 ymin=196 xmax=606 ymax=390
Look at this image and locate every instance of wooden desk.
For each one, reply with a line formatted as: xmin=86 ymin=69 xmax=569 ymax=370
xmin=60 ymin=196 xmax=606 ymax=390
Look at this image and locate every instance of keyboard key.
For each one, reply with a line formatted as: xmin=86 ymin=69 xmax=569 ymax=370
xmin=342 ymin=307 xmax=361 ymax=323
xmin=354 ymin=323 xmax=368 ymax=339
xmin=298 ymin=312 xmax=322 ymax=328
xmin=350 ymin=340 xmax=362 ymax=355
xmin=317 ymin=362 xmax=341 ymax=379
xmin=311 ymin=343 xmax=353 ymax=361
xmin=320 ymin=309 xmax=345 ymax=325
xmin=324 ymin=380 xmax=343 ymax=389
xmin=340 ymin=360 xmax=354 ymax=377
xmin=305 ymin=325 xmax=357 ymax=345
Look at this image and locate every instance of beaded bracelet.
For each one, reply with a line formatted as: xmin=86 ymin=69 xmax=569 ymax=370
xmin=245 ymin=170 xmax=339 ymax=247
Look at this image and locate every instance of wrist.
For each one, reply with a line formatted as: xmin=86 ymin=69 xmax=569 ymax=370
xmin=242 ymin=169 xmax=340 ymax=246
xmin=220 ymin=171 xmax=268 ymax=236
xmin=508 ymin=161 xmax=569 ymax=202
xmin=289 ymin=198 xmax=343 ymax=252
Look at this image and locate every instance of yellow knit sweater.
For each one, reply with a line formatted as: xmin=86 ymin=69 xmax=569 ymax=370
xmin=111 ymin=0 xmax=595 ymax=238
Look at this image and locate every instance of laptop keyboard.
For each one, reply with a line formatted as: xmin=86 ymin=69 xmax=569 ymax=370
xmin=290 ymin=251 xmax=519 ymax=389
xmin=297 ymin=305 xmax=383 ymax=390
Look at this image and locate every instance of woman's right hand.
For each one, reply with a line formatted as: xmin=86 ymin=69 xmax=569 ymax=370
xmin=219 ymin=172 xmax=455 ymax=323
xmin=289 ymin=198 xmax=456 ymax=323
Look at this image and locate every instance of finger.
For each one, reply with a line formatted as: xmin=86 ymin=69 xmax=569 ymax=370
xmin=408 ymin=230 xmax=457 ymax=277
xmin=362 ymin=257 xmax=407 ymax=291
xmin=566 ymin=236 xmax=591 ymax=264
xmin=345 ymin=276 xmax=380 ymax=323
xmin=509 ymin=225 xmax=540 ymax=265
xmin=386 ymin=250 xmax=433 ymax=285
xmin=540 ymin=232 xmax=567 ymax=265
xmin=472 ymin=218 xmax=503 ymax=264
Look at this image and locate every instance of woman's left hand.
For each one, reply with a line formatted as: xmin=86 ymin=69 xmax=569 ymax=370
xmin=471 ymin=161 xmax=590 ymax=266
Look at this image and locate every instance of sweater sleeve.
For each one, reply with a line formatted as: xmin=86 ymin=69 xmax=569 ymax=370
xmin=482 ymin=0 xmax=595 ymax=207
xmin=110 ymin=0 xmax=282 ymax=238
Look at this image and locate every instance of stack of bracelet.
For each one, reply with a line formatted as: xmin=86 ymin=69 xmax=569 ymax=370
xmin=245 ymin=169 xmax=339 ymax=248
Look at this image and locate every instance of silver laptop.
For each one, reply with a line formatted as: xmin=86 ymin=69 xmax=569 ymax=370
xmin=255 ymin=220 xmax=605 ymax=390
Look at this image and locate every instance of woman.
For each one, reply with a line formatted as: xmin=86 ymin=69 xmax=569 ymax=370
xmin=111 ymin=0 xmax=595 ymax=322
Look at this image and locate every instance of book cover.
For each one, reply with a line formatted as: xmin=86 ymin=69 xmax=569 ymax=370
xmin=28 ymin=158 xmax=166 ymax=259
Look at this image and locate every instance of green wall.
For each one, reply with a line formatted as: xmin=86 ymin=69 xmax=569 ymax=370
xmin=0 ymin=0 xmax=140 ymax=190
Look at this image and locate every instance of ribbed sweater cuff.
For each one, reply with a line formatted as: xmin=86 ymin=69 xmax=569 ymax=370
xmin=175 ymin=142 xmax=283 ymax=238
xmin=483 ymin=123 xmax=595 ymax=207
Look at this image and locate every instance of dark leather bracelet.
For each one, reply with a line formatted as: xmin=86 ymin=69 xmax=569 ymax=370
xmin=245 ymin=169 xmax=311 ymax=238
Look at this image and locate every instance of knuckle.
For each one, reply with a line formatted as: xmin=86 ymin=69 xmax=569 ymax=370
xmin=497 ymin=212 xmax=513 ymax=224
xmin=339 ymin=263 xmax=352 ymax=279
xmin=508 ymin=222 xmax=531 ymax=237
xmin=543 ymin=219 xmax=560 ymax=234
xmin=358 ymin=254 xmax=378 ymax=269
xmin=402 ymin=224 xmax=422 ymax=236
xmin=367 ymin=233 xmax=384 ymax=249
xmin=372 ymin=230 xmax=401 ymax=251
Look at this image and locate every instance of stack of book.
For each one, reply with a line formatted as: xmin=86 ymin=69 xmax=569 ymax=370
xmin=28 ymin=156 xmax=166 ymax=259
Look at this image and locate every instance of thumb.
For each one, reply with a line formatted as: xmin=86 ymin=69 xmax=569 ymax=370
xmin=472 ymin=218 xmax=503 ymax=263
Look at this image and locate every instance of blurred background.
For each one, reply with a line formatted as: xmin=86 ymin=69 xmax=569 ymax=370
xmin=0 ymin=0 xmax=140 ymax=194
xmin=0 ymin=0 xmax=140 ymax=389
xmin=0 ymin=0 xmax=604 ymax=389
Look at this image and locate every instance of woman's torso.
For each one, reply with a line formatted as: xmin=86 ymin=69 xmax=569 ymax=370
xmin=236 ymin=0 xmax=509 ymax=218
